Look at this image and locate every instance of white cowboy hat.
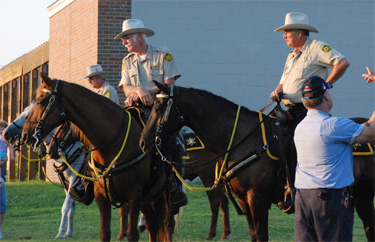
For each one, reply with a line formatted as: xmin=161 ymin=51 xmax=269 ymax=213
xmin=274 ymin=12 xmax=318 ymax=33
xmin=82 ymin=64 xmax=106 ymax=79
xmin=114 ymin=19 xmax=154 ymax=39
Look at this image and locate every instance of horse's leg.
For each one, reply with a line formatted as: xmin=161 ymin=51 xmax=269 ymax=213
xmin=204 ymin=189 xmax=220 ymax=240
xmin=95 ymin=188 xmax=112 ymax=242
xmin=353 ymin=181 xmax=375 ymax=242
xmin=163 ymin=193 xmax=175 ymax=242
xmin=237 ymin=198 xmax=256 ymax=241
xmin=116 ymin=203 xmax=129 ymax=241
xmin=64 ymin=197 xmax=75 ymax=238
xmin=246 ymin=190 xmax=271 ymax=242
xmin=218 ymin=185 xmax=231 ymax=240
xmin=55 ymin=192 xmax=71 ymax=239
xmin=127 ymin=199 xmax=141 ymax=242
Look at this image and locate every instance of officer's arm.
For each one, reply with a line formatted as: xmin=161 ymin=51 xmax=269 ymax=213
xmin=326 ymin=58 xmax=350 ymax=84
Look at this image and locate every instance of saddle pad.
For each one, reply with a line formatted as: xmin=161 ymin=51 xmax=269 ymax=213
xmin=353 ymin=142 xmax=374 ymax=156
xmin=182 ymin=132 xmax=205 ymax=152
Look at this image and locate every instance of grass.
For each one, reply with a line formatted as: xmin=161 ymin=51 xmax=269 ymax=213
xmin=1 ymin=180 xmax=368 ymax=241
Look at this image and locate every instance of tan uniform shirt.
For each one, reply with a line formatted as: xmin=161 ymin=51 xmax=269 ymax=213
xmin=96 ymin=81 xmax=119 ymax=105
xmin=119 ymin=45 xmax=181 ymax=90
xmin=280 ymin=38 xmax=345 ymax=105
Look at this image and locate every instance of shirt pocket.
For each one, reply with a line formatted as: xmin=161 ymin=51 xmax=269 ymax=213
xmin=151 ymin=68 xmax=164 ymax=83
xmin=297 ymin=54 xmax=312 ymax=71
xmin=128 ymin=69 xmax=139 ymax=85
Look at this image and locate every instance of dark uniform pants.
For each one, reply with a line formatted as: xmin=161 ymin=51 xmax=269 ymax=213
xmin=294 ymin=188 xmax=354 ymax=242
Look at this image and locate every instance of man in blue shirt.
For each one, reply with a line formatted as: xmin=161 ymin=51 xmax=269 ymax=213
xmin=294 ymin=76 xmax=375 ymax=241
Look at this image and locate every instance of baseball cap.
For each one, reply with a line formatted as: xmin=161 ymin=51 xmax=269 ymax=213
xmin=302 ymin=76 xmax=333 ymax=99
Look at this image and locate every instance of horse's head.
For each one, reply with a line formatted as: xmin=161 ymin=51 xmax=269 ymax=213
xmin=3 ymin=102 xmax=34 ymax=144
xmin=140 ymin=81 xmax=185 ymax=153
xmin=48 ymin=122 xmax=75 ymax=159
xmin=22 ymin=73 xmax=67 ymax=150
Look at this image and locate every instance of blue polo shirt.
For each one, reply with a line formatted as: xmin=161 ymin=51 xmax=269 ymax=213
xmin=294 ymin=109 xmax=364 ymax=189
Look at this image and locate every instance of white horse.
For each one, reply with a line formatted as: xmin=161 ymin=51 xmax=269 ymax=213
xmin=2 ymin=103 xmax=85 ymax=239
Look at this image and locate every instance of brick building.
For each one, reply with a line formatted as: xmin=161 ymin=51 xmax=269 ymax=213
xmin=0 ymin=0 xmax=132 ymax=181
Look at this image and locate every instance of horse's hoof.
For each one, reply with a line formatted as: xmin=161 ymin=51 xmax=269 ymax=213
xmin=116 ymin=234 xmax=126 ymax=241
xmin=205 ymin=234 xmax=214 ymax=240
xmin=138 ymin=225 xmax=146 ymax=233
xmin=63 ymin=234 xmax=73 ymax=238
xmin=55 ymin=234 xmax=64 ymax=239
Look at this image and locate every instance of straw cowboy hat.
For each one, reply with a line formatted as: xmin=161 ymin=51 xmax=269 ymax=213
xmin=114 ymin=19 xmax=154 ymax=39
xmin=82 ymin=64 xmax=106 ymax=79
xmin=274 ymin=12 xmax=318 ymax=33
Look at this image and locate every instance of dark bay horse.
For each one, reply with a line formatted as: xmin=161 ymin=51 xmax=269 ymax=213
xmin=3 ymin=103 xmax=129 ymax=241
xmin=22 ymin=74 xmax=174 ymax=242
xmin=49 ymin=118 xmax=231 ymax=240
xmin=140 ymin=82 xmax=374 ymax=241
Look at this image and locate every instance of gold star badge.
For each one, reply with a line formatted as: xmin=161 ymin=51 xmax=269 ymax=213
xmin=186 ymin=137 xmax=196 ymax=147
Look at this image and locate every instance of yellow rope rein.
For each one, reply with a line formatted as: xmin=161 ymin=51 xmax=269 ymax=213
xmin=58 ymin=111 xmax=132 ymax=182
xmin=173 ymin=106 xmax=241 ymax=191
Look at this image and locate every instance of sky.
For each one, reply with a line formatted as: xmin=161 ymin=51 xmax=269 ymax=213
xmin=0 ymin=0 xmax=56 ymax=68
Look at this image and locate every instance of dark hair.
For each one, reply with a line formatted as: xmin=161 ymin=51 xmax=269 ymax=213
xmin=302 ymin=94 xmax=324 ymax=108
xmin=300 ymin=29 xmax=310 ymax=36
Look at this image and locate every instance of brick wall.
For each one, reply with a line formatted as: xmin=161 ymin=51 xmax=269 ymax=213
xmin=49 ymin=0 xmax=131 ymax=105
xmin=98 ymin=0 xmax=131 ymax=105
xmin=47 ymin=0 xmax=132 ymax=182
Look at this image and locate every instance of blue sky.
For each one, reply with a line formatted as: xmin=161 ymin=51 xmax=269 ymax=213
xmin=0 ymin=0 xmax=56 ymax=68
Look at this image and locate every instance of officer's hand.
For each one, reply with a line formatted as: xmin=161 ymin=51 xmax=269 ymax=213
xmin=270 ymin=84 xmax=283 ymax=101
xmin=136 ymin=88 xmax=153 ymax=106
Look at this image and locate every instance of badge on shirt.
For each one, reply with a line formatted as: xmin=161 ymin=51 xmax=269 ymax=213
xmin=322 ymin=45 xmax=332 ymax=53
xmin=122 ymin=62 xmax=125 ymax=71
xmin=164 ymin=53 xmax=173 ymax=62
xmin=105 ymin=91 xmax=111 ymax=98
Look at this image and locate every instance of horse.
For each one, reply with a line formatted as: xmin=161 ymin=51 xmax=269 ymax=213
xmin=21 ymin=74 xmax=174 ymax=242
xmin=139 ymin=82 xmax=375 ymax=241
xmin=48 ymin=117 xmax=231 ymax=240
xmin=181 ymin=130 xmax=231 ymax=240
xmin=2 ymin=103 xmax=129 ymax=241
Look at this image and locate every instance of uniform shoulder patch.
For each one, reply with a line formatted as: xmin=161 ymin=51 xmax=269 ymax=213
xmin=322 ymin=45 xmax=332 ymax=53
xmin=105 ymin=90 xmax=111 ymax=98
xmin=164 ymin=53 xmax=173 ymax=62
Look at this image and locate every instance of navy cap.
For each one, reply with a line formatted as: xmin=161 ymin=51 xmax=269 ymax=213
xmin=302 ymin=76 xmax=333 ymax=99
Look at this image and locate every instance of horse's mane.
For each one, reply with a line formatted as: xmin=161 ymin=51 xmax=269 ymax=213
xmin=178 ymin=86 xmax=253 ymax=114
xmin=38 ymin=77 xmax=123 ymax=112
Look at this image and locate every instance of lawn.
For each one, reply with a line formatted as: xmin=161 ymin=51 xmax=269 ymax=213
xmin=2 ymin=180 xmax=368 ymax=241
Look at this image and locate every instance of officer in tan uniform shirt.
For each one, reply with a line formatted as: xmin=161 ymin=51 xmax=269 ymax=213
xmin=115 ymin=19 xmax=181 ymax=107
xmin=83 ymin=64 xmax=120 ymax=105
xmin=114 ymin=19 xmax=186 ymax=219
xmin=269 ymin=12 xmax=350 ymax=212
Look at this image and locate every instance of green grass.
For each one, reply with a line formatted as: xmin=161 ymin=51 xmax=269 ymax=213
xmin=1 ymin=181 xmax=368 ymax=241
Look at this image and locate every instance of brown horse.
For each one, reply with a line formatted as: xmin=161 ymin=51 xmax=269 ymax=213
xmin=49 ymin=120 xmax=231 ymax=241
xmin=183 ymin=147 xmax=231 ymax=240
xmin=22 ymin=74 xmax=174 ymax=242
xmin=140 ymin=82 xmax=375 ymax=241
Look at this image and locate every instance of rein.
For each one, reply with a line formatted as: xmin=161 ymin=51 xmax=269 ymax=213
xmin=58 ymin=110 xmax=133 ymax=182
xmin=153 ymin=88 xmax=281 ymax=194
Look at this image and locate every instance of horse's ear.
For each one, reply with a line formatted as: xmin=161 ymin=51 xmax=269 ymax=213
xmin=153 ymin=81 xmax=170 ymax=93
xmin=39 ymin=72 xmax=55 ymax=88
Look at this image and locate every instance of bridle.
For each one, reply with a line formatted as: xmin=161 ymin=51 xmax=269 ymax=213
xmin=33 ymin=80 xmax=67 ymax=152
xmin=153 ymin=85 xmax=184 ymax=153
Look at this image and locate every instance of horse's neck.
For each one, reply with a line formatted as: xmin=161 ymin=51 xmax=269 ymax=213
xmin=71 ymin=125 xmax=92 ymax=150
xmin=62 ymin=84 xmax=124 ymax=148
xmin=179 ymin=91 xmax=239 ymax=154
